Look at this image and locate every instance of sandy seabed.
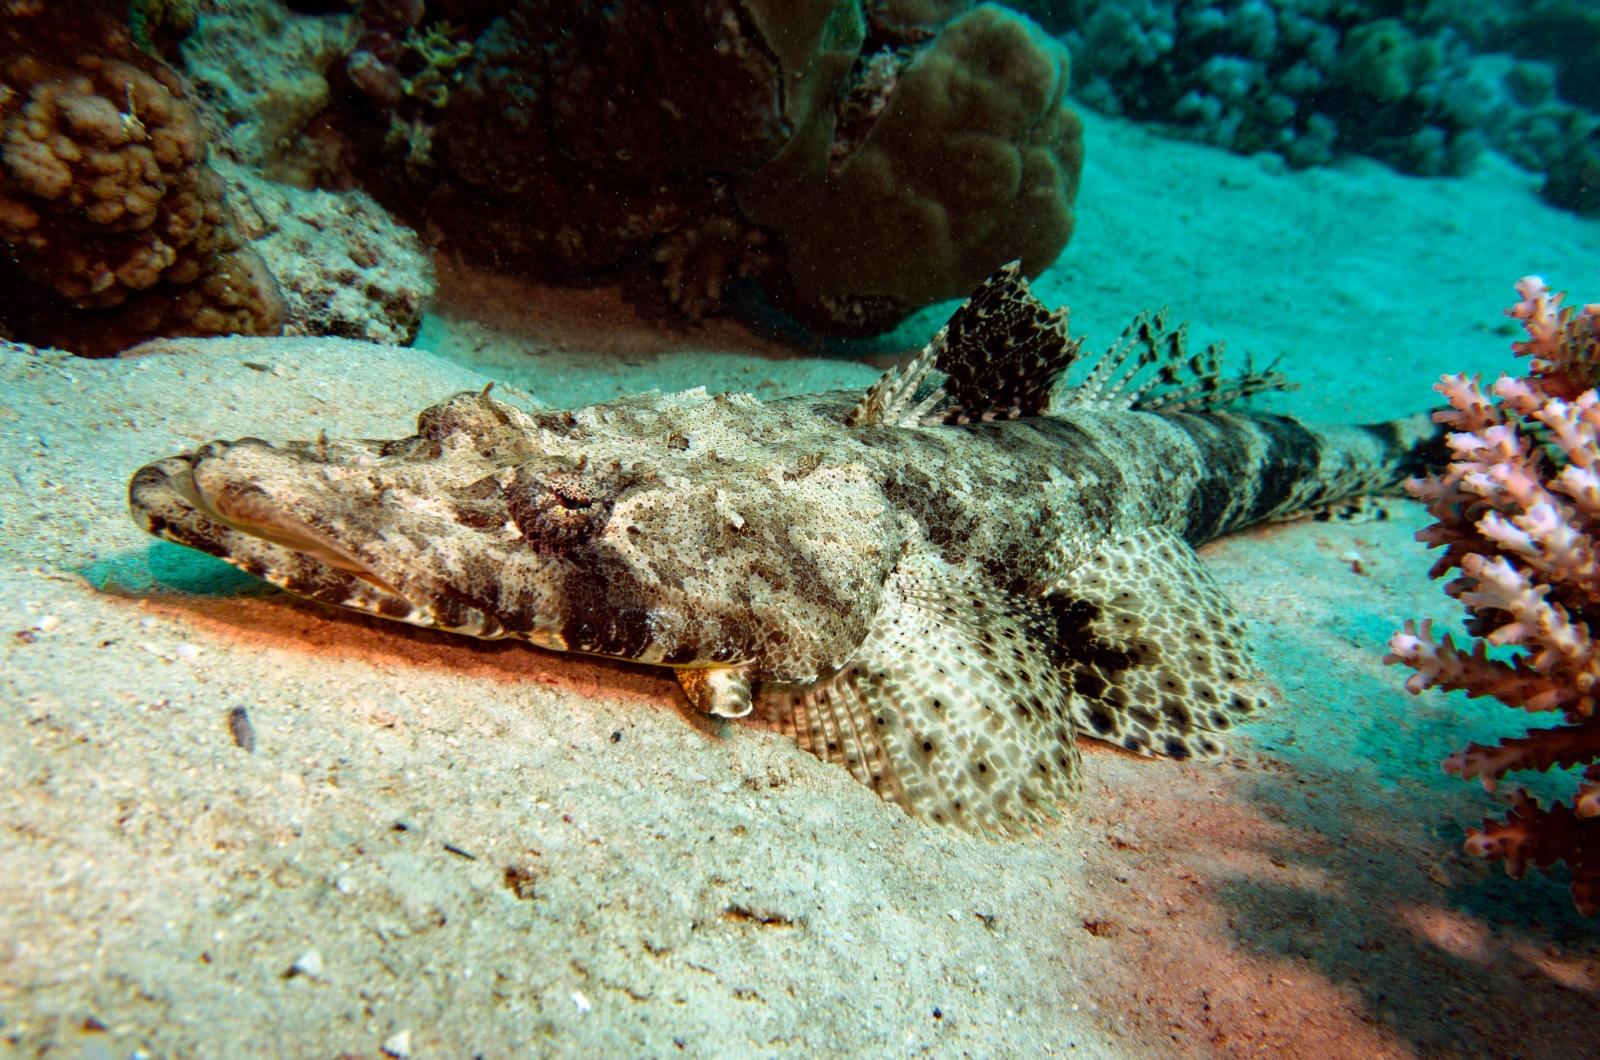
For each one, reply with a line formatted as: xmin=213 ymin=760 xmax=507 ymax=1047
xmin=3 ymin=109 xmax=1600 ymax=1057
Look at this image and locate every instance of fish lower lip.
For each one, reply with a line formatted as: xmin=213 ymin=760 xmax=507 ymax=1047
xmin=133 ymin=450 xmax=518 ymax=640
xmin=189 ymin=468 xmax=408 ymax=599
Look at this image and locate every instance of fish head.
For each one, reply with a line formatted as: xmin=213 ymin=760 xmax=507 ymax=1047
xmin=129 ymin=386 xmax=904 ymax=679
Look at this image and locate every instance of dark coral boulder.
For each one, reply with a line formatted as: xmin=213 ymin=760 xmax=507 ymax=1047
xmin=736 ymin=3 xmax=1084 ymax=333
xmin=326 ymin=0 xmax=1084 ymax=335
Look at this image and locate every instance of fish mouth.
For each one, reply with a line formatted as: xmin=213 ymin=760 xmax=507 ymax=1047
xmin=196 ymin=464 xmax=404 ymax=591
xmin=127 ymin=442 xmax=509 ymax=638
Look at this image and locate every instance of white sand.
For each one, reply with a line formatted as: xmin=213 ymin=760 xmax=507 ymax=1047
xmin=3 ymin=109 xmax=1600 ymax=1056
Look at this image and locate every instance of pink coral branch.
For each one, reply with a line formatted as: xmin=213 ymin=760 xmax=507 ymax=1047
xmin=1491 ymin=375 xmax=1554 ymax=418
xmin=1392 ymin=277 xmax=1600 ymax=915
xmin=1503 ymin=275 xmax=1600 ymax=400
xmin=1385 ymin=619 xmax=1575 ymax=711
xmin=1454 ymin=554 xmax=1593 ymax=669
xmin=1507 ymin=276 xmax=1568 ymax=372
xmin=1432 ymin=373 xmax=1502 ymax=432
xmin=1443 ymin=725 xmax=1600 ymax=791
xmin=1575 ymin=776 xmax=1600 ymax=818
xmin=1464 ymin=791 xmax=1600 ymax=915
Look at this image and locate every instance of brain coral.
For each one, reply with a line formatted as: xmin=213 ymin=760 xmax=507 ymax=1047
xmin=0 ymin=2 xmax=285 ymax=355
xmin=735 ymin=2 xmax=1083 ymax=332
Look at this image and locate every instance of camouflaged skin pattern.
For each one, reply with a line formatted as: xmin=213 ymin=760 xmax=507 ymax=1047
xmin=129 ymin=382 xmax=1435 ymax=689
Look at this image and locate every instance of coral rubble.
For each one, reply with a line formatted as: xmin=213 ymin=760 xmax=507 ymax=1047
xmin=1387 ymin=277 xmax=1600 ymax=914
xmin=0 ymin=1 xmax=287 ymax=355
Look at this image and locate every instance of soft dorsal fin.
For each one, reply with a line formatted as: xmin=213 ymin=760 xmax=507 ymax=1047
xmin=1062 ymin=311 xmax=1295 ymax=413
xmin=843 ymin=339 xmax=943 ymax=428
xmin=756 ymin=557 xmax=1083 ymax=831
xmin=1039 ymin=526 xmax=1271 ymax=758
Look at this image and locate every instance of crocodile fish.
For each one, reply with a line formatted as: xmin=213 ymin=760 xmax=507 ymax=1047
xmin=129 ymin=265 xmax=1439 ymax=829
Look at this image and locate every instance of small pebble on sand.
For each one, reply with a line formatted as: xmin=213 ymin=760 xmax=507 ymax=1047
xmin=228 ymin=707 xmax=255 ymax=752
xmin=290 ymin=948 xmax=325 ymax=980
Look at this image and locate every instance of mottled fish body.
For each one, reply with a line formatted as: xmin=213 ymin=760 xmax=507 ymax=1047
xmin=129 ymin=266 xmax=1440 ymax=829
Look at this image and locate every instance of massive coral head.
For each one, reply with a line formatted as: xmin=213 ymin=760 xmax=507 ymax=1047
xmin=0 ymin=0 xmax=286 ymax=354
xmin=327 ymin=0 xmax=1081 ymax=334
xmin=1386 ymin=276 xmax=1600 ymax=914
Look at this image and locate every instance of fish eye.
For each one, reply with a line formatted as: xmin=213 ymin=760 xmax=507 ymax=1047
xmin=507 ymin=469 xmax=609 ymax=553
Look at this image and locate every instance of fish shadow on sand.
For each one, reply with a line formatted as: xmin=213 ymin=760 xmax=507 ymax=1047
xmin=84 ymin=540 xmax=269 ymax=598
xmin=1055 ymin=742 xmax=1600 ymax=1057
xmin=82 ymin=542 xmax=714 ymax=734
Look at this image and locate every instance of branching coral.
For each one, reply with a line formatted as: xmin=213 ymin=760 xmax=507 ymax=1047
xmin=1387 ymin=276 xmax=1600 ymax=914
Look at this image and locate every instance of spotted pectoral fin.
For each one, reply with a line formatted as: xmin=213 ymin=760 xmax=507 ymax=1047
xmin=755 ymin=560 xmax=1083 ymax=831
xmin=1042 ymin=526 xmax=1269 ymax=759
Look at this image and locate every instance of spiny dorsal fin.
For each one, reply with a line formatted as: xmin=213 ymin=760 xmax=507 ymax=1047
xmin=1038 ymin=526 xmax=1270 ymax=758
xmin=844 ymin=338 xmax=944 ymax=428
xmin=844 ymin=262 xmax=1081 ymax=428
xmin=934 ymin=262 xmax=1083 ymax=424
xmin=846 ymin=266 xmax=1296 ymax=428
xmin=755 ymin=557 xmax=1083 ymax=831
